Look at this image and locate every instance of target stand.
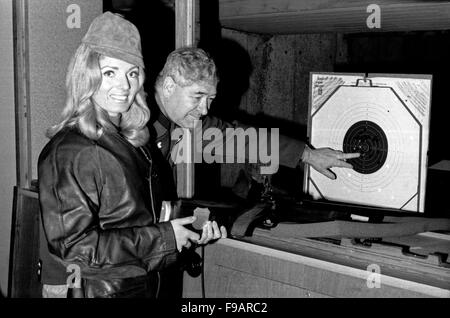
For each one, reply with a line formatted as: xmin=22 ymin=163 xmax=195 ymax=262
xmin=304 ymin=73 xmax=432 ymax=212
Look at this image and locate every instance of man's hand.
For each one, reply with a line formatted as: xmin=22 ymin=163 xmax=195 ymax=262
xmin=302 ymin=146 xmax=360 ymax=180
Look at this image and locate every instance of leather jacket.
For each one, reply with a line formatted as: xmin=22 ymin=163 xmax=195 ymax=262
xmin=38 ymin=126 xmax=179 ymax=297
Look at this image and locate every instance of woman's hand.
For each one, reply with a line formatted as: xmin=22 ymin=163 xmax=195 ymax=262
xmin=196 ymin=221 xmax=227 ymax=245
xmin=170 ymin=216 xmax=227 ymax=252
xmin=170 ymin=216 xmax=200 ymax=252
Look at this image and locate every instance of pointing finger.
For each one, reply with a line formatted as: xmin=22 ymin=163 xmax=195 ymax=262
xmin=340 ymin=152 xmax=360 ymax=160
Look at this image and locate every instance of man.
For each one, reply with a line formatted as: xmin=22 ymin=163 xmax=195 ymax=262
xmin=146 ymin=47 xmax=360 ymax=298
xmin=149 ymin=47 xmax=359 ymax=192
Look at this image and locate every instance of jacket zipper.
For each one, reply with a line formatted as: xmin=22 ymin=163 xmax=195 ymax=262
xmin=139 ymin=146 xmax=161 ymax=298
xmin=140 ymin=147 xmax=158 ymax=221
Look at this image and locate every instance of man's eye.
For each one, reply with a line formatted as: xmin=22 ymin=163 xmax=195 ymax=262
xmin=103 ymin=70 xmax=115 ymax=77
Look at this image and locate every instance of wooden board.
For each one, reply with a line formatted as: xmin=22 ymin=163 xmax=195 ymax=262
xmin=219 ymin=0 xmax=450 ymax=34
xmin=0 ymin=0 xmax=17 ymax=296
xmin=8 ymin=187 xmax=41 ymax=298
xmin=183 ymin=238 xmax=450 ymax=298
xmin=175 ymin=0 xmax=197 ymax=198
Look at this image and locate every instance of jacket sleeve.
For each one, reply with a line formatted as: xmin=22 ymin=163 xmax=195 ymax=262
xmin=39 ymin=144 xmax=178 ymax=278
xmin=202 ymin=116 xmax=306 ymax=171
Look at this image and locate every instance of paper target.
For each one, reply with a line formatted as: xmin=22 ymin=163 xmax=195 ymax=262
xmin=343 ymin=120 xmax=388 ymax=174
xmin=305 ymin=73 xmax=432 ymax=212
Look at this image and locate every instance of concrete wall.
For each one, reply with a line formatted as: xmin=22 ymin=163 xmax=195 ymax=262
xmin=217 ymin=29 xmax=341 ymax=188
xmin=220 ymin=29 xmax=338 ymax=124
xmin=0 ymin=0 xmax=17 ymax=296
xmin=28 ymin=0 xmax=103 ymax=180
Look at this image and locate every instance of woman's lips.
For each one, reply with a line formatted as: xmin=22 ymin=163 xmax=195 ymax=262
xmin=110 ymin=94 xmax=128 ymax=102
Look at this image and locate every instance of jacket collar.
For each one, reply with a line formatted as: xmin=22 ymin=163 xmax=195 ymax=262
xmin=155 ymin=109 xmax=171 ymax=131
xmin=148 ymin=93 xmax=173 ymax=140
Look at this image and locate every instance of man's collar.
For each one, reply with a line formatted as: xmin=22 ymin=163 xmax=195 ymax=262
xmin=155 ymin=109 xmax=171 ymax=131
xmin=151 ymin=92 xmax=172 ymax=129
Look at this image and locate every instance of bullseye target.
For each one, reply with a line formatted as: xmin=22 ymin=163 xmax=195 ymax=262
xmin=305 ymin=73 xmax=432 ymax=212
xmin=343 ymin=120 xmax=388 ymax=174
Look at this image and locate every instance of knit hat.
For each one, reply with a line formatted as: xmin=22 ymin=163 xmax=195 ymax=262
xmin=82 ymin=11 xmax=144 ymax=69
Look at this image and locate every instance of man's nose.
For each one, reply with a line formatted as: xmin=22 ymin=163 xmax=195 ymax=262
xmin=198 ymin=99 xmax=208 ymax=115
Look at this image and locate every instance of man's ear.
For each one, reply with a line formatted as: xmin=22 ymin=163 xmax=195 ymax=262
xmin=162 ymin=76 xmax=176 ymax=97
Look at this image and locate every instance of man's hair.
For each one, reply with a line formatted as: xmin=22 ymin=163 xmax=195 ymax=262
xmin=47 ymin=43 xmax=150 ymax=147
xmin=155 ymin=47 xmax=218 ymax=89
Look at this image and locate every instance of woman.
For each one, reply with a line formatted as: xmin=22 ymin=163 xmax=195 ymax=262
xmin=38 ymin=12 xmax=226 ymax=298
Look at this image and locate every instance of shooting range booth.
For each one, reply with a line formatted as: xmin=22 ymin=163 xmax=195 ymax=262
xmin=5 ymin=0 xmax=450 ymax=298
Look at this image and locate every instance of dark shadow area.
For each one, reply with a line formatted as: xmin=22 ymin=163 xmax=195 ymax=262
xmin=204 ymin=35 xmax=307 ymax=140
xmin=193 ymin=0 xmax=307 ymax=201
xmin=197 ymin=1 xmax=253 ymax=122
xmin=206 ymin=38 xmax=253 ymax=122
xmin=195 ymin=35 xmax=308 ymax=200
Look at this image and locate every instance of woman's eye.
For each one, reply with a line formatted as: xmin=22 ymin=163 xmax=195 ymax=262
xmin=103 ymin=70 xmax=115 ymax=78
xmin=129 ymin=71 xmax=139 ymax=78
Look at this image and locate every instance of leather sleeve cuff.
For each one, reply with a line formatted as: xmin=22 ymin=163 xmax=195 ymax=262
xmin=157 ymin=221 xmax=178 ymax=254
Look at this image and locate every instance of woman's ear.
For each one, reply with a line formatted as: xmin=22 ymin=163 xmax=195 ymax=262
xmin=162 ymin=76 xmax=176 ymax=97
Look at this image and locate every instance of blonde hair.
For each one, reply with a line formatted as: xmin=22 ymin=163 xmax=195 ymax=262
xmin=47 ymin=43 xmax=150 ymax=147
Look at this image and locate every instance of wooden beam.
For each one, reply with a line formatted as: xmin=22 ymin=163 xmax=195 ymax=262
xmin=175 ymin=0 xmax=196 ymax=47
xmin=13 ymin=0 xmax=32 ymax=189
xmin=183 ymin=238 xmax=450 ymax=297
xmin=175 ymin=0 xmax=197 ymax=198
xmin=219 ymin=1 xmax=450 ymax=34
xmin=219 ymin=0 xmax=423 ymax=17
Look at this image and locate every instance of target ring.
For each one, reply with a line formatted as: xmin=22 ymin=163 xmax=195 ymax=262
xmin=343 ymin=120 xmax=388 ymax=174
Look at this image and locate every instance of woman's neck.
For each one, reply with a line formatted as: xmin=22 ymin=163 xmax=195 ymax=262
xmin=109 ymin=114 xmax=121 ymax=128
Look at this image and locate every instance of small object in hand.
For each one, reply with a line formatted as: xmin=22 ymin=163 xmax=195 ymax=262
xmin=192 ymin=207 xmax=210 ymax=230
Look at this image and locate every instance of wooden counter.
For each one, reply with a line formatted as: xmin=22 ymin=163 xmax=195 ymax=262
xmin=182 ymin=231 xmax=450 ymax=298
